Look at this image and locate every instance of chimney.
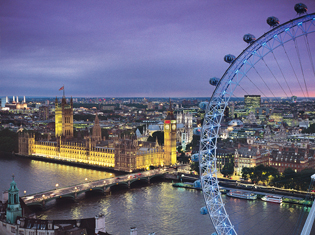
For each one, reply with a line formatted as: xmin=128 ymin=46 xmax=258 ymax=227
xmin=6 ymin=96 xmax=8 ymax=103
xmin=248 ymin=145 xmax=251 ymax=151
xmin=13 ymin=96 xmax=15 ymax=103
xmin=16 ymin=96 xmax=19 ymax=103
xmin=23 ymin=96 xmax=26 ymax=103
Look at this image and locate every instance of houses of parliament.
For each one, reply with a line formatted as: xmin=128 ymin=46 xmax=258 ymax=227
xmin=18 ymin=96 xmax=177 ymax=172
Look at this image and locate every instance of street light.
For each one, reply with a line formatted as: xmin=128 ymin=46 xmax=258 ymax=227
xmin=56 ymin=183 xmax=59 ymax=190
xmin=181 ymin=174 xmax=184 ymax=183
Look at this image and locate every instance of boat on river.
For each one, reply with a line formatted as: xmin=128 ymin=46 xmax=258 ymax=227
xmin=227 ymin=190 xmax=257 ymax=200
xmin=261 ymin=195 xmax=282 ymax=203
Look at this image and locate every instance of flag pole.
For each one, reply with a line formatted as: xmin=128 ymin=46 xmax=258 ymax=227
xmin=63 ymin=85 xmax=65 ymax=98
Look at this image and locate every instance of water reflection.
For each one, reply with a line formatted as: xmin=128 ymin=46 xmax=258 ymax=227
xmin=0 ymin=153 xmax=311 ymax=234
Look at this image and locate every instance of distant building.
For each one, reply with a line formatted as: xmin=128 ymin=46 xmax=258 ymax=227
xmin=234 ymin=144 xmax=270 ymax=175
xmin=268 ymin=145 xmax=315 ymax=173
xmin=176 ymin=111 xmax=193 ymax=144
xmin=39 ymin=106 xmax=50 ymax=120
xmin=244 ymin=95 xmax=261 ymax=112
xmin=4 ymin=96 xmax=27 ymax=110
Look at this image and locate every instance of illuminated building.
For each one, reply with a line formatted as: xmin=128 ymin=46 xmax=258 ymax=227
xmin=234 ymin=145 xmax=270 ymax=175
xmin=55 ymin=96 xmax=73 ymax=139
xmin=4 ymin=96 xmax=27 ymax=110
xmin=176 ymin=111 xmax=193 ymax=144
xmin=19 ymin=132 xmax=116 ymax=169
xmin=114 ymin=138 xmax=165 ymax=172
xmin=18 ymin=97 xmax=168 ymax=172
xmin=164 ymin=101 xmax=177 ymax=165
xmin=268 ymin=145 xmax=315 ymax=173
xmin=244 ymin=95 xmax=261 ymax=112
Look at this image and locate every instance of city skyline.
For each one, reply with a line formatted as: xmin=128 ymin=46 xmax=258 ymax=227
xmin=1 ymin=0 xmax=315 ymax=97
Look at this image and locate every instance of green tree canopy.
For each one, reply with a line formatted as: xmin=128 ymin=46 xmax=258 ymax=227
xmin=0 ymin=129 xmax=18 ymax=153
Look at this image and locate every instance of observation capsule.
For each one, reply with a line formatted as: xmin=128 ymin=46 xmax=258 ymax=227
xmin=194 ymin=180 xmax=201 ymax=189
xmin=191 ymin=153 xmax=199 ymax=162
xmin=193 ymin=127 xmax=201 ymax=135
xmin=243 ymin=34 xmax=256 ymax=44
xmin=200 ymin=206 xmax=208 ymax=215
xmin=294 ymin=3 xmax=307 ymax=14
xmin=209 ymin=77 xmax=219 ymax=86
xmin=267 ymin=16 xmax=280 ymax=27
xmin=224 ymin=54 xmax=236 ymax=64
xmin=199 ymin=101 xmax=208 ymax=110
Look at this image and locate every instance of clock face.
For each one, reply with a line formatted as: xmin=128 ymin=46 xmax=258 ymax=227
xmin=165 ymin=124 xmax=169 ymax=130
xmin=172 ymin=124 xmax=176 ymax=130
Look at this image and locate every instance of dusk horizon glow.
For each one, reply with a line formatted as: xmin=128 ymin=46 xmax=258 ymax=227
xmin=1 ymin=0 xmax=315 ymax=98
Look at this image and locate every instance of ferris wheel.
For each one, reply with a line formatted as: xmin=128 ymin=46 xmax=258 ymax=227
xmin=197 ymin=3 xmax=315 ymax=235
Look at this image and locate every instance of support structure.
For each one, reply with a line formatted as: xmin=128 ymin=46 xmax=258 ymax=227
xmin=199 ymin=13 xmax=315 ymax=235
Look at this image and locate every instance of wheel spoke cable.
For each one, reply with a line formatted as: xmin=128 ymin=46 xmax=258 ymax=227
xmin=244 ymin=74 xmax=268 ymax=97
xmin=282 ymin=44 xmax=306 ymax=98
xmin=262 ymin=57 xmax=289 ymax=97
xmin=303 ymin=35 xmax=315 ymax=79
xmin=292 ymin=28 xmax=309 ymax=98
xmin=271 ymin=51 xmax=293 ymax=96
xmin=252 ymin=66 xmax=277 ymax=98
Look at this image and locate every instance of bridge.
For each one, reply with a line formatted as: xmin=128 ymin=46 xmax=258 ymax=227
xmin=21 ymin=169 xmax=169 ymax=209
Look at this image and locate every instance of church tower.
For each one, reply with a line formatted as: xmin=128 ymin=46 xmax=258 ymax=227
xmin=55 ymin=96 xmax=73 ymax=139
xmin=164 ymin=100 xmax=177 ymax=165
xmin=6 ymin=175 xmax=22 ymax=224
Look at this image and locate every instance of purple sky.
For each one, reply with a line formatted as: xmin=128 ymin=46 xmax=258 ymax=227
xmin=0 ymin=0 xmax=314 ymax=97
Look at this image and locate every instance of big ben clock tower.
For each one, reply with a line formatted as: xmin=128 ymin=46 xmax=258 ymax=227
xmin=164 ymin=100 xmax=177 ymax=165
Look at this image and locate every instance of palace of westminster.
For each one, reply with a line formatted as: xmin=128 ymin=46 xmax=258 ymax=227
xmin=18 ymin=96 xmax=179 ymax=172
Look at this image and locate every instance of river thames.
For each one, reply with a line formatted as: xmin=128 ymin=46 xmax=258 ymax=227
xmin=0 ymin=153 xmax=312 ymax=235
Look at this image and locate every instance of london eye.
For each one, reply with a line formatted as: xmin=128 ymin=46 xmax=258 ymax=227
xmin=197 ymin=3 xmax=315 ymax=235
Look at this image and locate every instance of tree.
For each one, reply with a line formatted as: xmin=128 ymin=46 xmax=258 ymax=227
xmin=190 ymin=162 xmax=199 ymax=174
xmin=177 ymin=145 xmax=183 ymax=154
xmin=241 ymin=167 xmax=253 ymax=180
xmin=186 ymin=134 xmax=200 ymax=151
xmin=177 ymin=152 xmax=190 ymax=164
xmin=302 ymin=123 xmax=315 ymax=133
xmin=0 ymin=129 xmax=18 ymax=153
xmin=221 ymin=162 xmax=234 ymax=178
xmin=296 ymin=168 xmax=315 ymax=191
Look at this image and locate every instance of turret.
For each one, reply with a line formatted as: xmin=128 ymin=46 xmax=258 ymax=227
xmin=6 ymin=175 xmax=22 ymax=224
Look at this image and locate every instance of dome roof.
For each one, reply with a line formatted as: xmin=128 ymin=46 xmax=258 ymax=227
xmin=228 ymin=119 xmax=243 ymax=126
